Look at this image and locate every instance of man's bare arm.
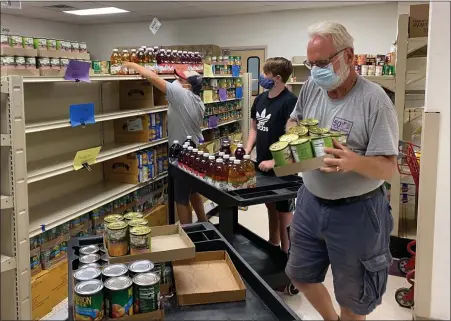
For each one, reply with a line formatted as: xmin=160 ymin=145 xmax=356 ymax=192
xmin=353 ymin=155 xmax=397 ymax=181
xmin=124 ymin=62 xmax=167 ymax=94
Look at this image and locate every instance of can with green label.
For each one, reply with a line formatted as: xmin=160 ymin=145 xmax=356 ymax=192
xmin=92 ymin=60 xmax=102 ymax=74
xmin=133 ymin=272 xmax=160 ymax=313
xmin=299 ymin=118 xmax=319 ymax=127
xmin=288 ymin=125 xmax=308 ymax=137
xmin=47 ymin=38 xmax=57 ymax=51
xmin=279 ymin=134 xmax=299 ymax=143
xmin=34 ymin=37 xmax=47 ymax=49
xmin=311 ymin=135 xmax=333 ymax=157
xmin=22 ymin=36 xmax=34 ymax=49
xmin=289 ymin=138 xmax=313 ymax=162
xmin=269 ymin=141 xmax=294 ymax=167
xmin=309 ymin=127 xmax=329 ymax=136
xmin=329 ymin=131 xmax=347 ymax=145
xmin=105 ymin=276 xmax=133 ymax=318
xmin=74 ymin=279 xmax=104 ymax=321
xmin=9 ymin=35 xmax=22 ymax=48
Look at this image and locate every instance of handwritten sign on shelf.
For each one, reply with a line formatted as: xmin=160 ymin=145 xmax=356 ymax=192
xmin=73 ymin=146 xmax=102 ymax=171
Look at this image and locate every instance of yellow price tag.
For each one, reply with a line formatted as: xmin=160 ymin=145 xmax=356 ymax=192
xmin=73 ymin=146 xmax=102 ymax=171
xmin=203 ymin=90 xmax=214 ymax=103
xmin=203 ymin=63 xmax=214 ymax=78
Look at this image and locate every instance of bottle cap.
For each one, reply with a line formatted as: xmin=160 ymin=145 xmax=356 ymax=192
xmin=223 ymin=155 xmax=230 ymax=159
xmin=198 ymin=150 xmax=203 ymax=155
xmin=219 ymin=152 xmax=225 ymax=156
xmin=173 ymin=140 xmax=179 ymax=144
xmin=131 ymin=48 xmax=137 ymax=52
xmin=237 ymin=143 xmax=243 ymax=148
xmin=193 ymin=148 xmax=198 ymax=153
xmin=243 ymin=155 xmax=251 ymax=160
xmin=216 ymin=158 xmax=223 ymax=163
xmin=234 ymin=160 xmax=240 ymax=164
xmin=203 ymin=153 xmax=209 ymax=157
xmin=188 ymin=146 xmax=193 ymax=150
xmin=187 ymin=136 xmax=192 ymax=139
xmin=209 ymin=156 xmax=215 ymax=160
xmin=113 ymin=48 xmax=118 ymax=52
xmin=123 ymin=49 xmax=128 ymax=52
xmin=230 ymin=157 xmax=236 ymax=161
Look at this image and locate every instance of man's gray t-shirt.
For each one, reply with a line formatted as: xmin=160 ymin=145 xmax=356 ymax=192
xmin=166 ymin=81 xmax=204 ymax=146
xmin=291 ymin=76 xmax=399 ymax=200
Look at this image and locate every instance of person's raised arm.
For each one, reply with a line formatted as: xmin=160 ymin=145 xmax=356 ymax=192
xmin=124 ymin=62 xmax=167 ymax=94
xmin=245 ymin=119 xmax=257 ymax=155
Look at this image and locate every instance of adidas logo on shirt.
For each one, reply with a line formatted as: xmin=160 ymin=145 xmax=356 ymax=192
xmin=256 ymin=109 xmax=271 ymax=132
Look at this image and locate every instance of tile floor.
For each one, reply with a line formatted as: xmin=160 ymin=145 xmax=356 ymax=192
xmin=206 ymin=204 xmax=414 ymax=320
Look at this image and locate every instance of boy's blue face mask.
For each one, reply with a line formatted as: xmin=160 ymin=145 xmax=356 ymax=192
xmin=258 ymin=74 xmax=275 ymax=90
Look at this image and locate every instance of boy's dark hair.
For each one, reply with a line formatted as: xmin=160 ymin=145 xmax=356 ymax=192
xmin=263 ymin=57 xmax=293 ymax=83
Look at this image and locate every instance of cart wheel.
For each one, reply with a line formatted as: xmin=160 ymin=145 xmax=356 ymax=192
xmin=286 ymin=283 xmax=299 ymax=296
xmin=395 ymin=288 xmax=414 ymax=308
xmin=398 ymin=258 xmax=410 ymax=274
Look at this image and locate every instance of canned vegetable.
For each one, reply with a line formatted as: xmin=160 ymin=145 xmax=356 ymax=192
xmin=22 ymin=36 xmax=34 ymax=49
xmin=1 ymin=34 xmax=9 ymax=47
xmin=80 ymin=245 xmax=99 ymax=256
xmin=50 ymin=57 xmax=60 ymax=69
xmin=133 ymin=272 xmax=160 ymax=313
xmin=102 ymin=263 xmax=128 ymax=282
xmin=311 ymin=136 xmax=333 ymax=157
xmin=37 ymin=57 xmax=50 ymax=69
xmin=71 ymin=41 xmax=80 ymax=52
xmin=9 ymin=35 xmax=22 ymax=48
xmin=105 ymin=276 xmax=133 ymax=318
xmin=47 ymin=39 xmax=57 ymax=50
xmin=123 ymin=212 xmax=143 ymax=222
xmin=107 ymin=221 xmax=128 ymax=257
xmin=34 ymin=37 xmax=47 ymax=49
xmin=128 ymin=218 xmax=148 ymax=228
xmin=15 ymin=56 xmax=26 ymax=69
xmin=129 ymin=226 xmax=151 ymax=255
xmin=269 ymin=141 xmax=294 ymax=167
xmin=279 ymin=134 xmax=299 ymax=143
xmin=289 ymin=138 xmax=314 ymax=162
xmin=74 ymin=267 xmax=102 ymax=284
xmin=129 ymin=260 xmax=154 ymax=277
xmin=79 ymin=253 xmax=101 ymax=267
xmin=1 ymin=56 xmax=15 ymax=69
xmin=288 ymin=125 xmax=308 ymax=137
xmin=74 ymin=279 xmax=104 ymax=321
xmin=25 ymin=57 xmax=36 ymax=69
xmin=79 ymin=262 xmax=101 ymax=270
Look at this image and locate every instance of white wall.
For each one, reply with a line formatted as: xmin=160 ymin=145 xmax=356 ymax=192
xmin=1 ymin=14 xmax=83 ymax=42
xmin=84 ymin=3 xmax=398 ymax=60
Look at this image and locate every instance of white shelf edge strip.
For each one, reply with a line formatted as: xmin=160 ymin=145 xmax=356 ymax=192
xmin=202 ymin=118 xmax=242 ymax=131
xmin=27 ymin=138 xmax=168 ymax=183
xmin=29 ymin=173 xmax=168 ymax=237
xmin=41 ymin=298 xmax=68 ymax=321
xmin=1 ymin=255 xmax=16 ymax=273
xmin=23 ymin=74 xmax=242 ymax=83
xmin=1 ymin=195 xmax=13 ymax=209
xmin=25 ymin=107 xmax=169 ymax=133
xmin=0 ymin=134 xmax=11 ymax=146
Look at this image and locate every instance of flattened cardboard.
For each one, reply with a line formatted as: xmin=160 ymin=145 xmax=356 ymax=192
xmin=273 ymin=154 xmax=333 ymax=177
xmin=107 ymin=224 xmax=195 ymax=264
xmin=173 ymin=250 xmax=246 ymax=306
xmin=143 ymin=204 xmax=168 ymax=227
xmin=409 ymin=4 xmax=429 ymax=38
xmin=112 ymin=309 xmax=164 ymax=321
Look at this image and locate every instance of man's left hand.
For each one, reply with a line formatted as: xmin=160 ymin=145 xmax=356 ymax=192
xmin=320 ymin=139 xmax=362 ymax=173
xmin=259 ymin=159 xmax=275 ymax=172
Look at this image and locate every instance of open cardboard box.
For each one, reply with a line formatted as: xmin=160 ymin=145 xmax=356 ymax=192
xmin=273 ymin=154 xmax=332 ymax=177
xmin=111 ymin=309 xmax=164 ymax=321
xmin=172 ymin=251 xmax=246 ymax=306
xmin=107 ymin=224 xmax=195 ymax=264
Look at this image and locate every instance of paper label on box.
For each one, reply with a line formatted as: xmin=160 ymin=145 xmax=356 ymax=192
xmin=127 ymin=118 xmax=143 ymax=132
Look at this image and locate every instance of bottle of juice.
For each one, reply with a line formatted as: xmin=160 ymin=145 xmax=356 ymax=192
xmin=199 ymin=153 xmax=209 ymax=180
xmin=243 ymin=155 xmax=256 ymax=188
xmin=197 ymin=139 xmax=207 ymax=153
xmin=166 ymin=49 xmax=173 ymax=64
xmin=189 ymin=148 xmax=198 ymax=173
xmin=182 ymin=51 xmax=188 ymax=64
xmin=146 ymin=47 xmax=154 ymax=64
xmin=213 ymin=158 xmax=227 ymax=190
xmin=185 ymin=146 xmax=194 ymax=171
xmin=221 ymin=139 xmax=232 ymax=155
xmin=171 ymin=50 xmax=178 ymax=64
xmin=194 ymin=51 xmax=201 ymax=64
xmin=223 ymin=154 xmax=230 ymax=167
xmin=121 ymin=49 xmax=130 ymax=75
xmin=235 ymin=143 xmax=246 ymax=160
xmin=110 ymin=48 xmax=122 ymax=75
xmin=194 ymin=150 xmax=203 ymax=176
xmin=136 ymin=48 xmax=145 ymax=67
xmin=184 ymin=136 xmax=196 ymax=148
xmin=206 ymin=155 xmax=216 ymax=184
xmin=156 ymin=48 xmax=165 ymax=65
xmin=178 ymin=144 xmax=189 ymax=169
xmin=228 ymin=160 xmax=245 ymax=191
xmin=169 ymin=140 xmax=182 ymax=164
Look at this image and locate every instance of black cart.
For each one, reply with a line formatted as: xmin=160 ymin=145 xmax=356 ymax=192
xmin=168 ymin=163 xmax=303 ymax=291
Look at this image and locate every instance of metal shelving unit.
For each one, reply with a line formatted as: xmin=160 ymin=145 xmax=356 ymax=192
xmin=0 ymin=71 xmax=251 ymax=318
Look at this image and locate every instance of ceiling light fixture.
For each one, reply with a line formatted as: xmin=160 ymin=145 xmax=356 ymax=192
xmin=63 ymin=7 xmax=129 ymax=16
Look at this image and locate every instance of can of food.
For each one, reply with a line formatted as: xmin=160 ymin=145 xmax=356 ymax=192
xmin=1 ymin=34 xmax=9 ymax=47
xmin=1 ymin=56 xmax=15 ymax=69
xmin=33 ymin=37 xmax=47 ymax=49
xmin=354 ymin=65 xmax=361 ymax=75
xmin=74 ymin=279 xmax=104 ymax=321
xmin=383 ymin=64 xmax=390 ymax=76
xmin=289 ymin=138 xmax=313 ymax=162
xmin=99 ymin=245 xmax=106 ymax=253
xmin=9 ymin=35 xmax=22 ymax=48
xmin=37 ymin=57 xmax=50 ymax=69
xmin=153 ymin=262 xmax=165 ymax=280
xmin=288 ymin=125 xmax=308 ymax=137
xmin=133 ymin=272 xmax=160 ymax=313
xmin=92 ymin=60 xmax=102 ymax=74
xmin=79 ymin=42 xmax=87 ymax=53
xmin=368 ymin=65 xmax=376 ymax=76
xmin=100 ymin=61 xmax=110 ymax=74
xmin=123 ymin=212 xmax=143 ymax=222
xmin=389 ymin=65 xmax=395 ymax=76
xmin=104 ymin=276 xmax=134 ymax=318
xmin=128 ymin=218 xmax=148 ymax=228
xmin=299 ymin=118 xmax=319 ymax=127
xmin=309 ymin=127 xmax=329 ymax=136
xmin=47 ymin=38 xmax=57 ymax=51
xmin=80 ymin=245 xmax=100 ymax=256
xmin=107 ymin=221 xmax=129 ymax=257
xmin=25 ymin=57 xmax=36 ymax=69
xmin=279 ymin=134 xmax=299 ymax=143
xmin=50 ymin=57 xmax=60 ymax=69
xmin=79 ymin=262 xmax=101 ymax=270
xmin=269 ymin=141 xmax=294 ymax=167
xmin=100 ymin=253 xmax=109 ymax=265
xmin=71 ymin=41 xmax=80 ymax=53
xmin=57 ymin=40 xmax=69 ymax=51
xmin=129 ymin=260 xmax=155 ymax=277
xmin=104 ymin=214 xmax=124 ymax=249
xmin=74 ymin=267 xmax=102 ymax=284
xmin=22 ymin=36 xmax=34 ymax=49
xmin=361 ymin=65 xmax=368 ymax=76
xmin=129 ymin=226 xmax=151 ymax=255
xmin=311 ymin=136 xmax=333 ymax=157
xmin=79 ymin=253 xmax=101 ymax=267
xmin=102 ymin=263 xmax=128 ymax=282
xmin=59 ymin=58 xmax=69 ymax=68
xmin=15 ymin=56 xmax=26 ymax=69
xmin=375 ymin=65 xmax=383 ymax=77
xmin=329 ymin=131 xmax=347 ymax=145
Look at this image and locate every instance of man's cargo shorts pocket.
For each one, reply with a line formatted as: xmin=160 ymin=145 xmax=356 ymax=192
xmin=360 ymin=251 xmax=392 ymax=303
xmin=364 ymin=198 xmax=381 ymax=233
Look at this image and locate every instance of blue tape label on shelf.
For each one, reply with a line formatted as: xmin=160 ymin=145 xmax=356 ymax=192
xmin=236 ymin=87 xmax=243 ymax=99
xmin=65 ymin=60 xmax=91 ymax=82
xmin=232 ymin=65 xmax=240 ymax=77
xmin=70 ymin=103 xmax=95 ymax=127
xmin=208 ymin=116 xmax=219 ymax=129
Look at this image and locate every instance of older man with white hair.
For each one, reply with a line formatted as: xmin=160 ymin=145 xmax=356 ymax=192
xmin=285 ymin=22 xmax=399 ymax=320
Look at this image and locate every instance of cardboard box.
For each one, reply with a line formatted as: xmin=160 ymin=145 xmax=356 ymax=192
xmin=114 ymin=114 xmax=165 ymax=143
xmin=32 ymin=259 xmax=68 ymax=320
xmin=173 ymin=251 xmax=246 ymax=306
xmin=273 ymin=155 xmax=332 ymax=177
xmin=1 ymin=47 xmax=37 ymax=57
xmin=144 ymin=204 xmax=168 ymax=227
xmin=120 ymin=80 xmax=154 ymax=109
xmin=37 ymin=49 xmax=90 ymax=60
xmin=114 ymin=309 xmax=164 ymax=321
xmin=107 ymin=224 xmax=195 ymax=264
xmin=409 ymin=4 xmax=429 ymax=38
xmin=40 ymin=235 xmax=68 ymax=270
xmin=0 ymin=67 xmax=40 ymax=76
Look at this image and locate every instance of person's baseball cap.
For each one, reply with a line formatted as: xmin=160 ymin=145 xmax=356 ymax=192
xmin=174 ymin=69 xmax=203 ymax=94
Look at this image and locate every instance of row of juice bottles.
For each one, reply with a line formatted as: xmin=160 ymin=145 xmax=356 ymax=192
xmin=169 ymin=136 xmax=256 ymax=190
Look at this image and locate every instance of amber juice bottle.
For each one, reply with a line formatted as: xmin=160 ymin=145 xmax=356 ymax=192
xmin=213 ymin=158 xmax=227 ymax=190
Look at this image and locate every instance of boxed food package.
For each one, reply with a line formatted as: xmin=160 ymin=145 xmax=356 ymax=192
xmin=409 ymin=4 xmax=429 ymax=38
xmin=114 ymin=113 xmax=165 ymax=143
xmin=120 ymin=80 xmax=154 ymax=109
xmin=172 ymin=251 xmax=246 ymax=306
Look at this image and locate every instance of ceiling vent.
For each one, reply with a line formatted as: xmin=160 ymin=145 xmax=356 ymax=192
xmin=45 ymin=4 xmax=77 ymax=10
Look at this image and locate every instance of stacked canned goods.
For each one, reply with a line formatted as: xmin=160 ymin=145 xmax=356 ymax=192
xmin=73 ymin=256 xmax=170 ymax=320
xmin=354 ymin=53 xmax=395 ymax=76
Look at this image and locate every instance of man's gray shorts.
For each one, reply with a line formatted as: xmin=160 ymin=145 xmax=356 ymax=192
xmin=174 ymin=181 xmax=191 ymax=205
xmin=286 ymin=185 xmax=393 ymax=315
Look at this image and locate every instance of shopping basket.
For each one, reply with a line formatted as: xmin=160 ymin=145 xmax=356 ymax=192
xmin=397 ymin=140 xmax=421 ymax=192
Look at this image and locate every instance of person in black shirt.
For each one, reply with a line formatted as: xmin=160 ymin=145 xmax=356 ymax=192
xmin=245 ymin=57 xmax=298 ymax=253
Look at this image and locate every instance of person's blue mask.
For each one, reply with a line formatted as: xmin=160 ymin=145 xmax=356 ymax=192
xmin=310 ymin=64 xmax=341 ymax=90
xmin=258 ymin=74 xmax=275 ymax=90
